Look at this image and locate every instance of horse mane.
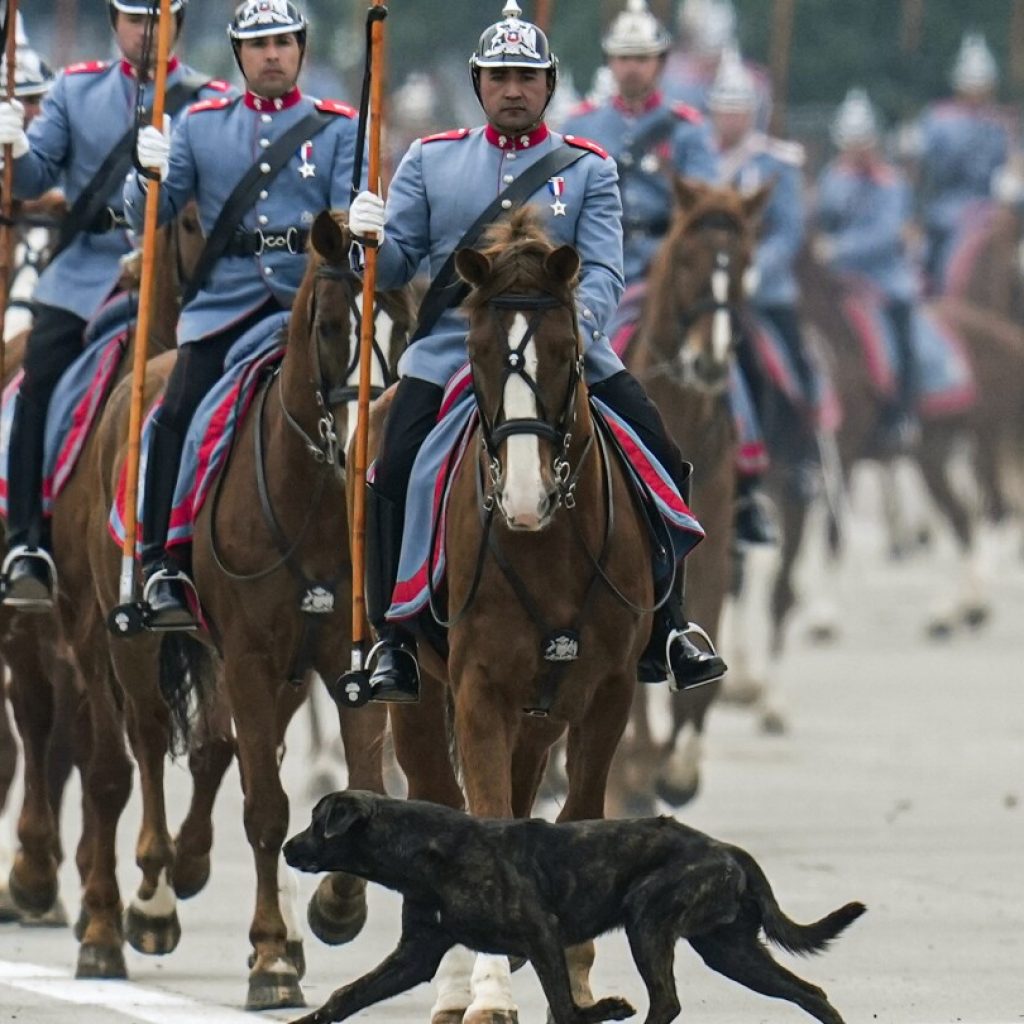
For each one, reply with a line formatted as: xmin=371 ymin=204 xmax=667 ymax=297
xmin=464 ymin=206 xmax=576 ymax=308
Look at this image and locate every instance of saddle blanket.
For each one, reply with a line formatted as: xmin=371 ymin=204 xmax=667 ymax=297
xmin=837 ymin=278 xmax=976 ymax=418
xmin=108 ymin=312 xmax=290 ymax=551
xmin=941 ymin=199 xmax=999 ymax=298
xmin=0 ymin=292 xmax=134 ymax=521
xmin=385 ymin=363 xmax=706 ymax=623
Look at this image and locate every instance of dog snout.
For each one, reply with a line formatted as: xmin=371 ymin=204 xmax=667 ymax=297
xmin=283 ymin=828 xmax=319 ymax=871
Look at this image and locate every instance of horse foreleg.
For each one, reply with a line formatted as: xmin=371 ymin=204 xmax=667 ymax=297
xmin=510 ymin=718 xmax=564 ymax=818
xmin=230 ymin=655 xmax=305 ymax=1011
xmin=657 ymin=686 xmax=719 ymax=809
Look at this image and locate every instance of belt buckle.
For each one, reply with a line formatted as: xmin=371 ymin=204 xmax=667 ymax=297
xmin=285 ymin=226 xmax=300 ymax=255
xmin=254 ymin=228 xmax=267 ymax=256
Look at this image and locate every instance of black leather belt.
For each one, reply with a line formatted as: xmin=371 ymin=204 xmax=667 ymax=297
xmin=226 ymin=226 xmax=308 ymax=257
xmin=623 ymin=216 xmax=669 ymax=238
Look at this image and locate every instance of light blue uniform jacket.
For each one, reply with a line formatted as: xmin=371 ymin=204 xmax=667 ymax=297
xmin=561 ymin=93 xmax=718 ymax=283
xmin=123 ymin=88 xmax=361 ymax=343
xmin=11 ymin=57 xmax=229 ymax=321
xmin=815 ymin=157 xmax=918 ymax=303
xmin=377 ymin=124 xmax=626 ymax=388
xmin=718 ymin=132 xmax=805 ymax=307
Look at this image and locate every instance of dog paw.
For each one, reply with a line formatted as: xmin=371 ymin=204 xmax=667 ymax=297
xmin=579 ymin=997 xmax=636 ymax=1022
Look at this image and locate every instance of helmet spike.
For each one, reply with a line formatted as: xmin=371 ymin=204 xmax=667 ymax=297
xmin=502 ymin=1 xmax=523 ymax=18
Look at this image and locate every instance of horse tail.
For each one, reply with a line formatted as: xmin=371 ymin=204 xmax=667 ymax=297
xmin=730 ymin=846 xmax=866 ymax=956
xmin=158 ymin=634 xmax=217 ymax=758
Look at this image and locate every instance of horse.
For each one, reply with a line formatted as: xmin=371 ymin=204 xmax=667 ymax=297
xmin=85 ymin=210 xmax=412 ymax=1010
xmin=362 ymin=207 xmax=665 ymax=1024
xmin=605 ymin=179 xmax=768 ymax=813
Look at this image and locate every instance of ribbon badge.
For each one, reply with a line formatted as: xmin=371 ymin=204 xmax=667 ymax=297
xmin=548 ymin=175 xmax=567 ymax=217
xmin=298 ymin=140 xmax=316 ymax=179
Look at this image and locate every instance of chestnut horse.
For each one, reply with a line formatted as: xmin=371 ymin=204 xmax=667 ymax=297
xmin=609 ymin=180 xmax=768 ymax=813
xmin=363 ymin=210 xmax=656 ymax=1024
xmin=0 ymin=206 xmax=205 ymax=938
xmin=86 ymin=211 xmax=411 ymax=1010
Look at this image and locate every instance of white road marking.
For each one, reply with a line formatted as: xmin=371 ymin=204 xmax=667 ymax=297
xmin=0 ymin=959 xmax=285 ymax=1024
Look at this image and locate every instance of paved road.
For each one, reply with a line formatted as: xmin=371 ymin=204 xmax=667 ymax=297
xmin=1 ymin=505 xmax=1022 ymax=1024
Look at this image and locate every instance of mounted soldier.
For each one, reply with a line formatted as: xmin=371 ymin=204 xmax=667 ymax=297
xmin=563 ymin=2 xmax=776 ymax=547
xmin=0 ymin=0 xmax=229 ymax=610
xmin=708 ymin=48 xmax=817 ymax=471
xmin=120 ymin=0 xmax=363 ymax=630
xmin=347 ymin=0 xmax=726 ymax=704
xmin=916 ymin=33 xmax=1012 ymax=293
xmin=814 ymin=88 xmax=921 ymax=452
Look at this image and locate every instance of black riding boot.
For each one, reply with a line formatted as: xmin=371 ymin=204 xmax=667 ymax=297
xmin=880 ymin=301 xmax=921 ymax=453
xmin=638 ymin=575 xmax=727 ymax=691
xmin=2 ymin=394 xmax=57 ymax=611
xmin=140 ymin=419 xmax=197 ymax=631
xmin=365 ymin=486 xmax=419 ymax=703
xmin=735 ymin=472 xmax=778 ymax=545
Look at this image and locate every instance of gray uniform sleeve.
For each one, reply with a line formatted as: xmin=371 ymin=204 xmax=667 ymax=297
xmin=575 ymin=153 xmax=626 ymax=342
xmin=374 ymin=141 xmax=430 ymax=290
xmin=12 ymin=74 xmax=71 ymax=197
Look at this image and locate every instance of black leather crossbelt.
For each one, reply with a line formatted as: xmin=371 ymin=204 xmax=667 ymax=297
xmin=224 ymin=226 xmax=309 ymax=257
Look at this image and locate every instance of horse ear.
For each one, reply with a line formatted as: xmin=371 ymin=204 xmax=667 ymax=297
xmin=311 ymin=209 xmax=348 ymax=263
xmin=321 ymin=792 xmax=374 ymax=841
xmin=544 ymin=245 xmax=580 ymax=286
xmin=673 ymin=177 xmax=708 ymax=214
xmin=455 ymin=248 xmax=492 ymax=288
xmin=742 ymin=182 xmax=774 ymax=226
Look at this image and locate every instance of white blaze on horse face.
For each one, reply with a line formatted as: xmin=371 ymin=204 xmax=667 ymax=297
xmin=711 ymin=259 xmax=732 ymax=365
xmin=500 ymin=313 xmax=547 ymax=530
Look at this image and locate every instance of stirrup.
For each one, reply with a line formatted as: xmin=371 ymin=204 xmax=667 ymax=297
xmin=666 ymin=622 xmax=726 ymax=693
xmin=1 ymin=545 xmax=58 ymax=609
xmin=366 ymin=637 xmax=421 ymax=703
xmin=141 ymin=566 xmax=200 ymax=632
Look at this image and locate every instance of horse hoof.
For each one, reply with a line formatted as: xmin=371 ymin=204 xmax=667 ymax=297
xmin=76 ymin=942 xmax=128 ymax=980
xmin=307 ymin=875 xmax=367 ymax=946
xmin=0 ymin=885 xmax=22 ymax=923
xmin=655 ymin=776 xmax=699 ymax=808
xmin=20 ymin=897 xmax=70 ymax=929
xmin=759 ymin=709 xmax=788 ymax=736
xmin=248 ymin=940 xmax=305 ymax=980
xmin=172 ymin=852 xmax=211 ymax=900
xmin=432 ymin=1011 xmax=468 ymax=1024
xmin=245 ymin=967 xmax=305 ymax=1011
xmin=7 ymin=868 xmax=58 ymax=917
xmin=124 ymin=904 xmax=182 ymax=955
xmin=963 ymin=605 xmax=990 ymax=630
xmin=464 ymin=1009 xmax=518 ymax=1024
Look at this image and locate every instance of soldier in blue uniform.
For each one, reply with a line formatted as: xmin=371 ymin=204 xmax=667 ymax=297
xmin=815 ymin=89 xmax=920 ymax=451
xmin=709 ymin=49 xmax=817 ymax=470
xmin=120 ymin=0 xmax=362 ymax=629
xmin=561 ymin=0 xmax=718 ymax=283
xmin=348 ymin=0 xmax=726 ymax=702
xmin=917 ymin=33 xmax=1012 ymax=292
xmin=0 ymin=0 xmax=229 ymax=610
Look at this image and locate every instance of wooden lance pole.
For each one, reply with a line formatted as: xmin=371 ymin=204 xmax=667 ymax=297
xmin=769 ymin=0 xmax=796 ymax=138
xmin=1 ymin=0 xmax=20 ymax=418
xmin=117 ymin=0 xmax=173 ymax=607
xmin=345 ymin=1 xmax=388 ymax=697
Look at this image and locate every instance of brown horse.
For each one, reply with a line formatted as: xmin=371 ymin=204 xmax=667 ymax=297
xmin=85 ymin=211 xmax=411 ymax=1010
xmin=0 ymin=206 xmax=205 ymax=936
xmin=607 ymin=179 xmax=767 ymax=813
xmin=361 ymin=209 xmax=656 ymax=1024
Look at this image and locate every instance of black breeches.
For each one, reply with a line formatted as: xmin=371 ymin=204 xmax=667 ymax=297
xmin=373 ymin=376 xmax=445 ymax=510
xmin=758 ymin=303 xmax=815 ymax=395
xmin=885 ymin=301 xmax=917 ymax=409
xmin=19 ymin=304 xmax=88 ymax=407
xmin=589 ymin=370 xmax=687 ymax=490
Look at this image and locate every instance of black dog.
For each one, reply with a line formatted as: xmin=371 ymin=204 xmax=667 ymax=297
xmin=284 ymin=791 xmax=864 ymax=1024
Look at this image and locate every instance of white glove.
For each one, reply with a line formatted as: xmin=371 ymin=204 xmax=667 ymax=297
xmin=136 ymin=115 xmax=171 ymax=180
xmin=991 ymin=162 xmax=1024 ymax=206
xmin=811 ymin=235 xmax=837 ymax=264
xmin=742 ymin=264 xmax=761 ymax=297
xmin=0 ymin=100 xmax=29 ymax=160
xmin=348 ymin=189 xmax=386 ymax=244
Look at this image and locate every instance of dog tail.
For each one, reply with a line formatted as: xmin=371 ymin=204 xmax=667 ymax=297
xmin=731 ymin=846 xmax=866 ymax=956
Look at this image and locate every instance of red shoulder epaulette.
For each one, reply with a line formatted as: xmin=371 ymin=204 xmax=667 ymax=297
xmin=65 ymin=60 xmax=109 ymax=76
xmin=567 ymin=99 xmax=598 ymax=117
xmin=316 ymin=98 xmax=357 ymax=118
xmin=188 ymin=96 xmax=232 ymax=115
xmin=563 ymin=134 xmax=609 ymax=160
xmin=421 ymin=128 xmax=471 ymax=144
xmin=671 ymin=102 xmax=704 ymax=125
xmin=205 ymin=79 xmax=232 ymax=93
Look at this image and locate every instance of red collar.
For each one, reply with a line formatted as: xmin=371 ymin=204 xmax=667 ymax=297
xmin=120 ymin=55 xmax=180 ymax=79
xmin=612 ymin=90 xmax=662 ymax=116
xmin=484 ymin=122 xmax=550 ymax=151
xmin=244 ymin=86 xmax=302 ymax=112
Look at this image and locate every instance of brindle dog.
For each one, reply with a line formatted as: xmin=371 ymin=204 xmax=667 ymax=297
xmin=284 ymin=791 xmax=865 ymax=1024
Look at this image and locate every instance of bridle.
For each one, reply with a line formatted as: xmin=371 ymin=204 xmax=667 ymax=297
xmin=474 ymin=291 xmax=593 ymax=513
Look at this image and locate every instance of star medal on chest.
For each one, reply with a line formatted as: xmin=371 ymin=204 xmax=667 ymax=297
xmin=548 ymin=175 xmax=567 ymax=217
xmin=298 ymin=140 xmax=316 ymax=179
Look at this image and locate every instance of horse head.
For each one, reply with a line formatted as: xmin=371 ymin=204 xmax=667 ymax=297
xmin=644 ymin=178 xmax=769 ymax=393
xmin=456 ymin=208 xmax=582 ymax=532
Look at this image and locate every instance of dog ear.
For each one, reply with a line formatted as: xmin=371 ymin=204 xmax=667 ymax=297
xmin=322 ymin=792 xmax=375 ymax=841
